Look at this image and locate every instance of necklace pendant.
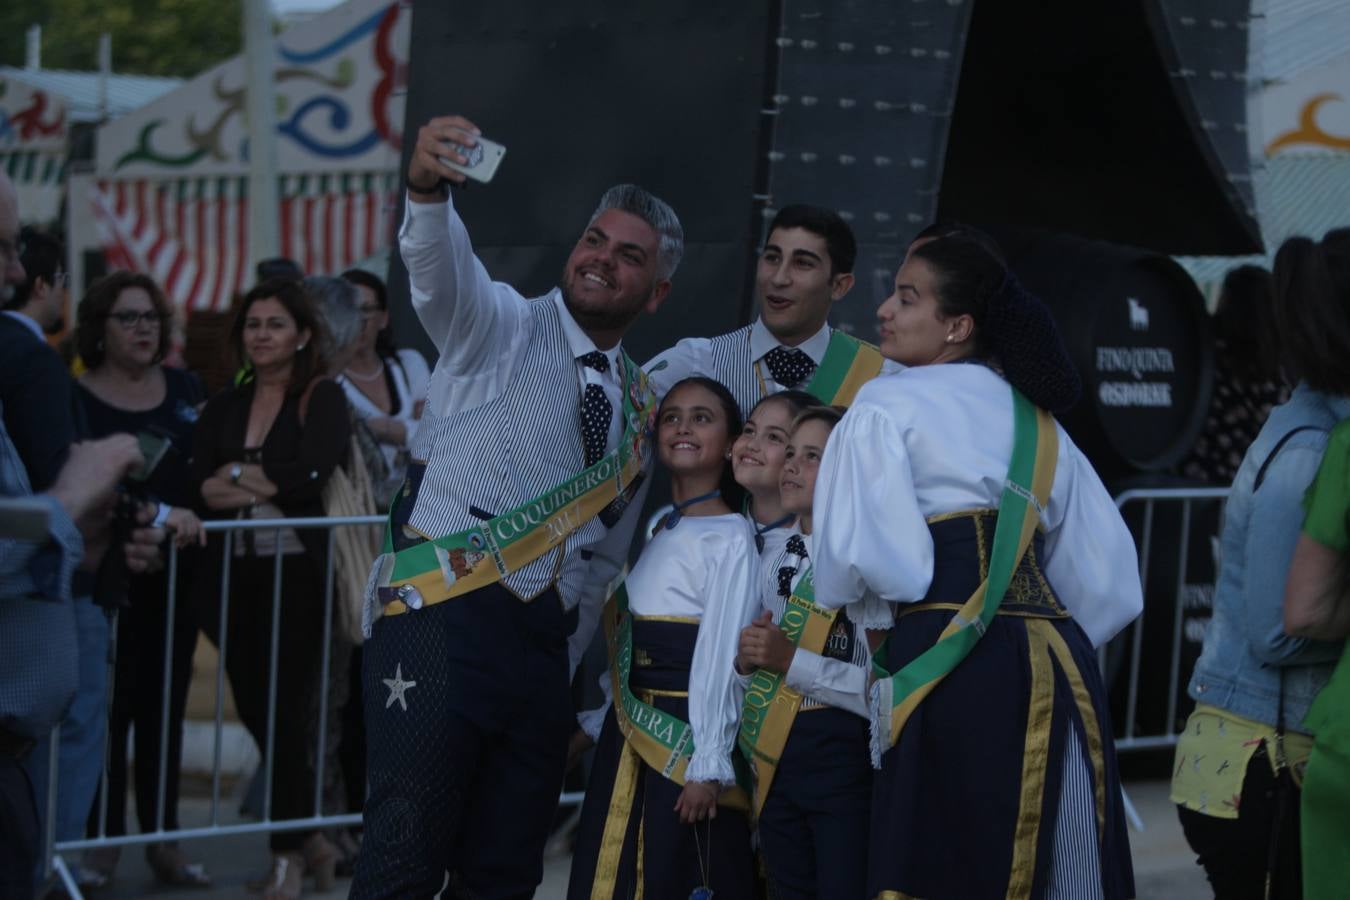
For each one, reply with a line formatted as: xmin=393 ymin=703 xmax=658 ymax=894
xmin=690 ymin=889 xmax=714 ymax=900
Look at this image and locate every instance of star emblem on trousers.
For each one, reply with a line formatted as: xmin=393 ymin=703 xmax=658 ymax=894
xmin=382 ymin=663 xmax=417 ymax=712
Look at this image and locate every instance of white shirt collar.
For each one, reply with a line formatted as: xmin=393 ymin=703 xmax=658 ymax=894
xmin=552 ymin=291 xmax=622 ymax=374
xmin=1 ymin=310 xmax=45 ymax=343
xmin=749 ymin=317 xmax=832 ymax=365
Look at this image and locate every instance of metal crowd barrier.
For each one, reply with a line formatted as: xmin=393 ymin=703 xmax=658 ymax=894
xmin=45 ymin=514 xmax=382 ymax=896
xmin=44 ymin=487 xmax=1232 ymax=893
xmin=1109 ymin=485 xmax=1231 ymax=754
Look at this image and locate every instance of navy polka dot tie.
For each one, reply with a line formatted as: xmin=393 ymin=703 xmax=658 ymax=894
xmin=763 ymin=346 xmax=816 ymax=388
xmin=777 ymin=536 xmax=810 ymax=597
xmin=578 ymin=351 xmax=613 ymax=467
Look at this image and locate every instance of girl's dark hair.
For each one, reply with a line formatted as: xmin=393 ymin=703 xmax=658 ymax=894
xmin=229 ymin=278 xmax=330 ymax=396
xmin=76 ymin=271 xmax=174 ymax=369
xmin=659 ymin=376 xmax=745 ymax=509
xmin=1273 ymin=234 xmax=1350 ymax=394
xmin=911 ymin=235 xmax=1081 ymax=413
xmin=748 ymin=389 xmax=817 ymax=422
xmin=342 ymin=268 xmax=397 ymax=359
xmin=1213 ymin=264 xmax=1281 ymax=382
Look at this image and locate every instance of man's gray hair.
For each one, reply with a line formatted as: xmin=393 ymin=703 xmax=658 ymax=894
xmin=303 ymin=275 xmax=361 ymax=361
xmin=588 ymin=184 xmax=684 ymax=281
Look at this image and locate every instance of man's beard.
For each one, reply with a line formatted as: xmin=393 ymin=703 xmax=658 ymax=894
xmin=559 ymin=274 xmax=650 ymax=335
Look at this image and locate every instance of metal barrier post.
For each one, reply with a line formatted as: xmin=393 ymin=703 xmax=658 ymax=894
xmin=210 ymin=530 xmax=233 ymax=826
xmin=155 ymin=542 xmax=180 ymax=835
xmin=262 ymin=531 xmax=284 ymax=823
xmin=1122 ymin=500 xmax=1154 ymax=742
xmin=314 ymin=527 xmax=337 ymax=818
xmin=1164 ymin=500 xmax=1194 ymax=739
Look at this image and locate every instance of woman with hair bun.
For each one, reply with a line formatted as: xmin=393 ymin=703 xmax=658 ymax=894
xmin=811 ymin=234 xmax=1141 ymax=898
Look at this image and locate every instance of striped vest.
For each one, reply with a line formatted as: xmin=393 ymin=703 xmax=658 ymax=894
xmin=406 ymin=293 xmax=632 ymax=607
xmin=704 ymin=325 xmax=763 ymax=421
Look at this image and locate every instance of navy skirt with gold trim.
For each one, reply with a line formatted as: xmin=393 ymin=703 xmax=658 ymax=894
xmin=567 ymin=619 xmax=755 ymax=900
xmin=869 ymin=512 xmax=1135 ymax=900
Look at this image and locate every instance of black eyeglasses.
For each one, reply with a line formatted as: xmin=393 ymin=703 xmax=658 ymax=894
xmin=106 ymin=311 xmax=165 ymax=328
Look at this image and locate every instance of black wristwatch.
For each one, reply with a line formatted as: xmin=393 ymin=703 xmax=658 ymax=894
xmin=406 ymin=175 xmax=449 ymax=199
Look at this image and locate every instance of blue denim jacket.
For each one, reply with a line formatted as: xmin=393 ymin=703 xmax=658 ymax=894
xmin=1187 ymin=384 xmax=1350 ymax=732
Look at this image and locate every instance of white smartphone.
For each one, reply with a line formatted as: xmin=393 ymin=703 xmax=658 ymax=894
xmin=439 ymin=136 xmax=507 ymax=184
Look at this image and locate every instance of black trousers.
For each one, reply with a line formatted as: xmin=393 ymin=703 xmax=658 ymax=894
xmin=351 ymin=584 xmax=575 ymax=900
xmin=1177 ymin=743 xmax=1303 ymax=900
xmin=89 ymin=566 xmax=198 ymax=837
xmin=200 ymin=553 xmax=326 ymax=852
xmin=0 ymin=752 xmax=39 ymax=900
xmin=758 ymin=708 xmax=872 ymax=900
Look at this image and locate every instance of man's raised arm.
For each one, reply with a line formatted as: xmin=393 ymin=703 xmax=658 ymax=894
xmin=400 ymin=115 xmax=528 ymax=378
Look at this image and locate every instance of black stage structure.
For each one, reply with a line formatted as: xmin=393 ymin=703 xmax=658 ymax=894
xmin=393 ymin=0 xmax=1259 ymax=481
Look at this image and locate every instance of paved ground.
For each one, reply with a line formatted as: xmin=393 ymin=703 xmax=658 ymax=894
xmin=47 ymin=777 xmax=1209 ymax=899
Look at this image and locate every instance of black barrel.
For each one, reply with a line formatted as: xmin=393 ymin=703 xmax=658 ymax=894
xmin=995 ymin=230 xmax=1215 ymax=485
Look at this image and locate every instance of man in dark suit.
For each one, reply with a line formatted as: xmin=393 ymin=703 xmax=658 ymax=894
xmin=0 ymin=229 xmax=73 ymax=491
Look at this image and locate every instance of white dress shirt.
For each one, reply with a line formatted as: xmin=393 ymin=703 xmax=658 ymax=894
xmin=397 ymin=194 xmax=642 ymax=669
xmin=400 ymin=196 xmax=623 ymax=436
xmin=577 ymin=513 xmax=759 ymax=786
xmin=758 ymin=531 xmax=878 ymax=719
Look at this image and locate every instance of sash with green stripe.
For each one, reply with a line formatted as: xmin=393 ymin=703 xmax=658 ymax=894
xmin=602 ymin=584 xmax=750 ymax=810
xmin=803 ymin=330 xmax=886 ymax=407
xmin=736 ymin=567 xmax=839 ymax=816
xmin=378 ymin=352 xmax=655 ymax=615
xmin=870 ymin=387 xmax=1058 ymax=757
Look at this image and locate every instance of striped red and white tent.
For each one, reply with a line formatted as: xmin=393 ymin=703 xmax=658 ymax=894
xmin=90 ymin=171 xmax=399 ymax=313
xmin=83 ymin=0 xmax=409 ymax=313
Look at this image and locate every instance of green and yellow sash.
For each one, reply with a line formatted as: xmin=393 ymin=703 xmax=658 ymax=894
xmin=872 ymin=388 xmax=1058 ymax=754
xmin=602 ymin=584 xmax=750 ymax=810
xmin=803 ymin=330 xmax=886 ymax=406
xmin=737 ymin=567 xmax=839 ymax=816
xmin=378 ymin=353 xmax=656 ymax=615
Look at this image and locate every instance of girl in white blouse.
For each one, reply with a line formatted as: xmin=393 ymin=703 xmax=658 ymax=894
xmin=568 ymin=376 xmax=758 ymax=900
xmin=730 ymin=388 xmax=816 ymax=557
xmin=736 ymin=405 xmax=881 ymax=899
xmin=811 ymin=234 xmax=1142 ymax=899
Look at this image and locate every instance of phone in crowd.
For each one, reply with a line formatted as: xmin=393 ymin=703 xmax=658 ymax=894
xmin=438 ymin=135 xmax=507 ymax=184
xmin=129 ymin=431 xmax=173 ymax=482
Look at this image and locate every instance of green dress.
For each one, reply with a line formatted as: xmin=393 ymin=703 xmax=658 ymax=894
xmin=1301 ymin=418 xmax=1350 ymax=899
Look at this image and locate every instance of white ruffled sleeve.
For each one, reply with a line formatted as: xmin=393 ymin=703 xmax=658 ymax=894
xmin=1041 ymin=430 xmax=1144 ymax=647
xmin=784 ymin=647 xmax=872 ymax=719
xmin=686 ymin=523 xmax=759 ymax=785
xmin=812 ymin=401 xmax=934 ymax=610
xmin=576 ymin=672 xmax=613 ymax=743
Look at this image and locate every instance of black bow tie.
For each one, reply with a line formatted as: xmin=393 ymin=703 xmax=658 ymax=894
xmin=763 ymin=346 xmax=815 ymax=388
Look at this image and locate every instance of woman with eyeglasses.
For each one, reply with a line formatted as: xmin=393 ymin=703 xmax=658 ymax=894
xmin=337 ymin=269 xmax=429 ymax=510
xmin=70 ymin=271 xmax=211 ymax=888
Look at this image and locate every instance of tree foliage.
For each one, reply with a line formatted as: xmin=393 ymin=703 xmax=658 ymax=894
xmin=0 ymin=0 xmax=242 ymax=79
